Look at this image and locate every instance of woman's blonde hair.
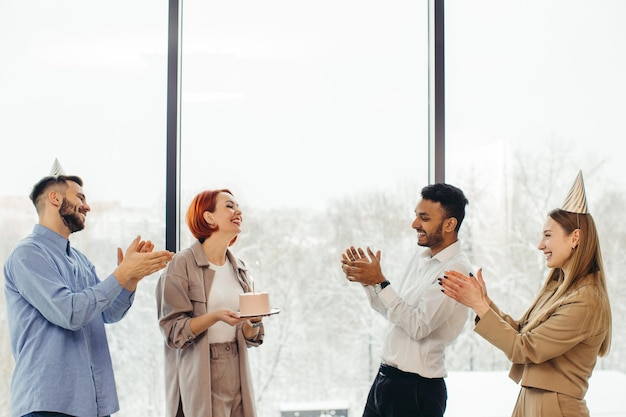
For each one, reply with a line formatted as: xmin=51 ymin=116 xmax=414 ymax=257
xmin=522 ymin=209 xmax=612 ymax=357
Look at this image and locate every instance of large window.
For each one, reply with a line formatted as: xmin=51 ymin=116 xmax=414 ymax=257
xmin=178 ymin=1 xmax=428 ymax=415
xmin=445 ymin=1 xmax=626 ymax=415
xmin=3 ymin=1 xmax=624 ymax=417
xmin=0 ymin=1 xmax=168 ymax=415
xmin=1 ymin=1 xmax=428 ymax=416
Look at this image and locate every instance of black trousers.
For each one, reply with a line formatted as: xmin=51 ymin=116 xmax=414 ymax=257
xmin=362 ymin=364 xmax=447 ymax=417
xmin=23 ymin=413 xmax=110 ymax=417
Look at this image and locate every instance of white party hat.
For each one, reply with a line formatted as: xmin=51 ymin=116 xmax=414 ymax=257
xmin=49 ymin=158 xmax=66 ymax=176
xmin=561 ymin=170 xmax=588 ymax=214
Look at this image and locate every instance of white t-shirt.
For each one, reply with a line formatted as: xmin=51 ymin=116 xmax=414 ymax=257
xmin=206 ymin=259 xmax=242 ymax=343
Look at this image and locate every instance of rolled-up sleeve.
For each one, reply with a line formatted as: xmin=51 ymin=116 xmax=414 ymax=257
xmin=156 ymin=268 xmax=197 ymax=349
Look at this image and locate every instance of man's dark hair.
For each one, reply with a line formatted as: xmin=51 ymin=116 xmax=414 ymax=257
xmin=421 ymin=183 xmax=469 ymax=232
xmin=30 ymin=175 xmax=84 ymax=210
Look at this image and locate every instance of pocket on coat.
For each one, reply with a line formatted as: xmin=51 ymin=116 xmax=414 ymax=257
xmin=189 ymin=286 xmax=207 ymax=316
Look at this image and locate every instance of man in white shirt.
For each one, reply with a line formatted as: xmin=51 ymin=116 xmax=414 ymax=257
xmin=341 ymin=183 xmax=473 ymax=417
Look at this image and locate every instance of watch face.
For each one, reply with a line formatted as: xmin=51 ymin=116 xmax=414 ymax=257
xmin=374 ymin=281 xmax=390 ymax=294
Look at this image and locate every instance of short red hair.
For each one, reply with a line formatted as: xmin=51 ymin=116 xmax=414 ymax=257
xmin=186 ymin=188 xmax=236 ymax=244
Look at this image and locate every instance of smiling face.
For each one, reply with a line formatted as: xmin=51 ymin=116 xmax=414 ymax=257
xmin=204 ymin=192 xmax=242 ymax=237
xmin=411 ymin=198 xmax=448 ymax=254
xmin=58 ymin=180 xmax=90 ymax=233
xmin=538 ymin=216 xmax=578 ymax=270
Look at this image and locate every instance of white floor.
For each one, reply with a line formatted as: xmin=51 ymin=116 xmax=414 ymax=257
xmin=444 ymin=370 xmax=626 ymax=417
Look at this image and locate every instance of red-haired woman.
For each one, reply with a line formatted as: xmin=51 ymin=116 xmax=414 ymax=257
xmin=156 ymin=189 xmax=264 ymax=417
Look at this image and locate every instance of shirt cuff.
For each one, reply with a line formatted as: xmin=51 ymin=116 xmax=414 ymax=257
xmin=100 ymin=273 xmax=126 ymax=300
xmin=377 ymin=284 xmax=396 ymax=306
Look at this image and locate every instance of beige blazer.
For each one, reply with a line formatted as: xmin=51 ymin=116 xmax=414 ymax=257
xmin=155 ymin=241 xmax=264 ymax=417
xmin=475 ymin=275 xmax=607 ymax=400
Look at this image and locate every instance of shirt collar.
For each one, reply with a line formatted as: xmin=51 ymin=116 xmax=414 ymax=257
xmin=419 ymin=240 xmax=462 ymax=263
xmin=190 ymin=239 xmax=247 ymax=272
xmin=33 ymin=223 xmax=72 ymax=255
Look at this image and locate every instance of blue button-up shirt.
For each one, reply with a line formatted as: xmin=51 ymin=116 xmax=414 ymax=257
xmin=3 ymin=224 xmax=135 ymax=417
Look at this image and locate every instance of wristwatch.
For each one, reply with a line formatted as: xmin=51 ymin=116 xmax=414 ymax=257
xmin=247 ymin=319 xmax=263 ymax=328
xmin=373 ymin=280 xmax=390 ymax=294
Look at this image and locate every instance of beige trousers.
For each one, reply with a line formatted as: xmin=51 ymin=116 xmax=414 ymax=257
xmin=210 ymin=341 xmax=244 ymax=417
xmin=175 ymin=340 xmax=245 ymax=417
xmin=512 ymin=387 xmax=589 ymax=417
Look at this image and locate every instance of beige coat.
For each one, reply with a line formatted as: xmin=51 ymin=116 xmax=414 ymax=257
xmin=155 ymin=241 xmax=264 ymax=417
xmin=475 ymin=275 xmax=607 ymax=414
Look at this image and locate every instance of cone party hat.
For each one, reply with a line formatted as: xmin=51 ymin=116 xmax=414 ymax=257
xmin=49 ymin=158 xmax=66 ymax=176
xmin=561 ymin=170 xmax=588 ymax=214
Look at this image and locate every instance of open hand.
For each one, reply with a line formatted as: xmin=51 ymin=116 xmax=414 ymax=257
xmin=440 ymin=268 xmax=490 ymax=317
xmin=341 ymin=246 xmax=385 ymax=286
xmin=114 ymin=236 xmax=174 ymax=288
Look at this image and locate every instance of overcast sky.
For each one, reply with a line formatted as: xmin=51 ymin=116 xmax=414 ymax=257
xmin=1 ymin=0 xmax=624 ymax=211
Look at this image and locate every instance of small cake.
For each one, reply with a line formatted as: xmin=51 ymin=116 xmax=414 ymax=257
xmin=239 ymin=292 xmax=271 ymax=316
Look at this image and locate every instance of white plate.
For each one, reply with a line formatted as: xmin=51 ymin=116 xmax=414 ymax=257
xmin=238 ymin=308 xmax=281 ymax=318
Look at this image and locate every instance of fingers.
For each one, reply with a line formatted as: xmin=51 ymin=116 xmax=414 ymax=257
xmin=438 ymin=276 xmax=458 ymax=300
xmin=440 ymin=271 xmax=475 ymax=295
xmin=151 ymin=250 xmax=175 ymax=267
xmin=341 ymin=246 xmax=383 ymax=285
xmin=135 ymin=250 xmax=174 ymax=277
xmin=127 ymin=235 xmax=141 ymax=252
xmin=343 ymin=246 xmax=370 ymax=261
xmin=366 ymin=247 xmax=381 ymax=262
xmin=117 ymin=247 xmax=123 ymax=266
xmin=342 ymin=263 xmax=358 ymax=281
xmin=440 ymin=269 xmax=484 ymax=295
xmin=227 ymin=310 xmax=242 ymax=319
xmin=136 ymin=240 xmax=155 ymax=253
xmin=441 ymin=271 xmax=461 ymax=287
xmin=341 ymin=258 xmax=359 ymax=282
xmin=140 ymin=241 xmax=154 ymax=253
xmin=341 ymin=248 xmax=358 ymax=265
xmin=477 ymin=267 xmax=485 ymax=283
xmin=444 ymin=270 xmax=465 ymax=280
xmin=343 ymin=246 xmax=380 ymax=262
xmin=475 ymin=268 xmax=488 ymax=294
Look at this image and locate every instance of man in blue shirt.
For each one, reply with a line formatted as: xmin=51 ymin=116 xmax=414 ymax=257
xmin=3 ymin=172 xmax=174 ymax=417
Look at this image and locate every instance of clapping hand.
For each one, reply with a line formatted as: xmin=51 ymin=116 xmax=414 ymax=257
xmin=341 ymin=246 xmax=385 ymax=286
xmin=114 ymin=236 xmax=174 ymax=290
xmin=440 ymin=268 xmax=490 ymax=317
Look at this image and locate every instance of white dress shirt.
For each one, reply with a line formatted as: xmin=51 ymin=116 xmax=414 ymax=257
xmin=365 ymin=240 xmax=472 ymax=378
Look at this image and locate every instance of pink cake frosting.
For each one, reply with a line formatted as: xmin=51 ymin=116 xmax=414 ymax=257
xmin=239 ymin=292 xmax=271 ymax=316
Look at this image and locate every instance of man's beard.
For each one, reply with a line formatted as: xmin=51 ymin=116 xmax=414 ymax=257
xmin=418 ymin=222 xmax=444 ymax=248
xmin=59 ymin=198 xmax=85 ymax=233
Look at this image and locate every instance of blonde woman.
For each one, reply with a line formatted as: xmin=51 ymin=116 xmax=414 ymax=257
xmin=440 ymin=171 xmax=611 ymax=417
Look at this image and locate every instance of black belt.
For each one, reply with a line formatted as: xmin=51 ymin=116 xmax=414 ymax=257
xmin=378 ymin=363 xmax=441 ymax=381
